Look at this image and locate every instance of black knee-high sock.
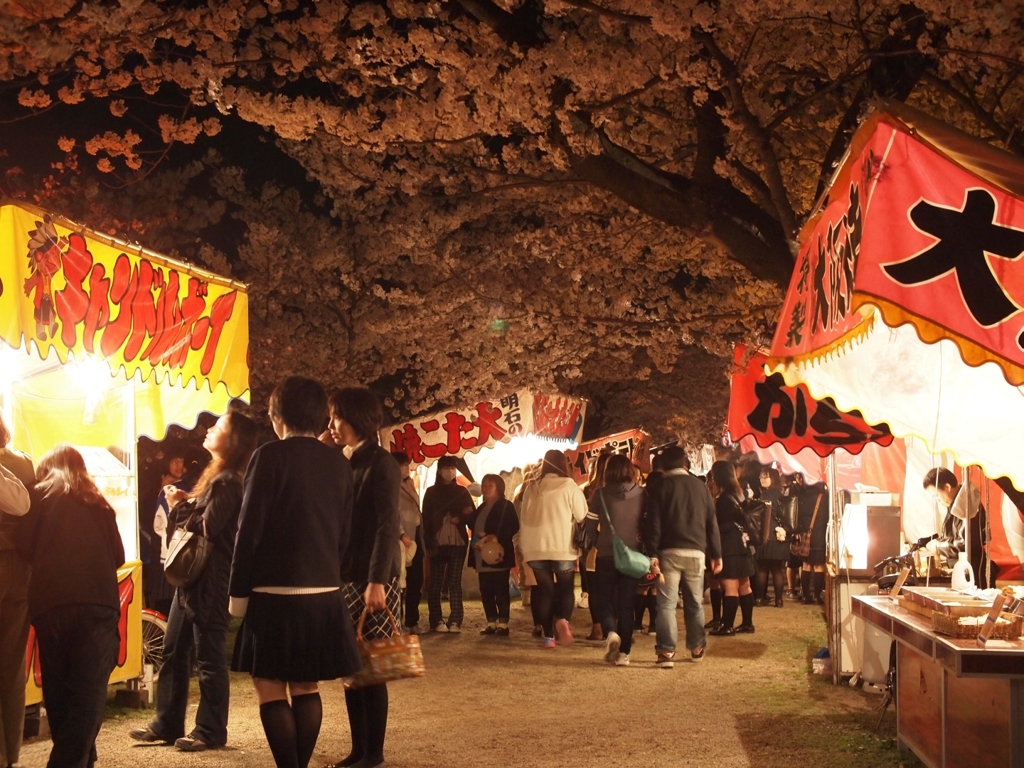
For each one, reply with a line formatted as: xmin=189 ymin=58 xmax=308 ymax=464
xmin=361 ymin=684 xmax=389 ymax=764
xmin=260 ymin=700 xmax=299 ymax=768
xmin=812 ymin=571 xmax=825 ymax=603
xmin=341 ymin=688 xmax=366 ymax=766
xmin=291 ymin=692 xmax=322 ymax=768
xmin=721 ymin=595 xmax=739 ymax=629
xmin=710 ymin=588 xmax=723 ymax=621
xmin=739 ymin=593 xmax=755 ymax=627
xmin=801 ymin=570 xmax=812 ymax=603
xmin=646 ymin=592 xmax=658 ymax=625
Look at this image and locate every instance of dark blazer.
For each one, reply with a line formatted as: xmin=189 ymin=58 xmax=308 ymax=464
xmin=797 ymin=484 xmax=829 ymax=551
xmin=18 ymin=487 xmax=124 ymax=620
xmin=230 ymin=437 xmax=353 ymax=597
xmin=715 ymin=493 xmax=750 ymax=559
xmin=341 ymin=441 xmax=401 ymax=585
xmin=175 ymin=471 xmax=242 ymax=631
xmin=466 ymin=498 xmax=519 ymax=570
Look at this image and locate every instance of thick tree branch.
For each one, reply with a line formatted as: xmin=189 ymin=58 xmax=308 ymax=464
xmin=453 ymin=0 xmax=546 ymax=48
xmin=695 ymin=30 xmax=799 ymax=238
xmin=564 ymin=143 xmax=792 ymax=287
xmin=923 ymin=72 xmax=1024 ymax=155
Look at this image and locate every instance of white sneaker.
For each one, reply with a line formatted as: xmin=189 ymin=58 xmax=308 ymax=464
xmin=576 ymin=592 xmax=589 ymax=609
xmin=603 ymin=631 xmax=621 ymax=663
xmin=614 ymin=652 xmax=630 ymax=666
xmin=448 ymin=623 xmax=462 ymax=634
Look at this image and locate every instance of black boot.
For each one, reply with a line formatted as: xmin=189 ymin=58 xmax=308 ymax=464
xmin=801 ymin=570 xmax=813 ymax=604
xmin=812 ymin=571 xmax=826 ymax=605
xmin=737 ymin=593 xmax=755 ymax=632
xmin=710 ymin=596 xmax=738 ymax=635
xmin=705 ymin=588 xmax=723 ymax=629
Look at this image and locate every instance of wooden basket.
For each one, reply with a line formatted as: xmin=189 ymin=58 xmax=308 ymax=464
xmin=931 ymin=611 xmax=1023 ymax=640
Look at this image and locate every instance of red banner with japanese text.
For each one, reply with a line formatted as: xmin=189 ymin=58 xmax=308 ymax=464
xmin=380 ymin=390 xmax=586 ymax=466
xmin=729 ymin=345 xmax=893 ymax=456
xmin=770 ymin=109 xmax=1024 ymax=385
xmin=565 ymin=429 xmax=652 ymax=484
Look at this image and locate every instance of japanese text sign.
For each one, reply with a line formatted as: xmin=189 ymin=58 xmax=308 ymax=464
xmin=380 ymin=390 xmax=587 ymax=466
xmin=565 ymin=429 xmax=652 ymax=484
xmin=770 ymin=110 xmax=1024 ymax=385
xmin=729 ymin=345 xmax=893 ymax=456
xmin=0 ymin=203 xmax=249 ymax=396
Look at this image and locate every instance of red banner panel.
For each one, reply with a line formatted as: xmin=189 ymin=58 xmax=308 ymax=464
xmin=729 ymin=346 xmax=893 ymax=457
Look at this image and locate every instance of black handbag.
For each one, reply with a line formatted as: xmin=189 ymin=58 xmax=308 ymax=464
xmin=163 ymin=500 xmax=213 ymax=588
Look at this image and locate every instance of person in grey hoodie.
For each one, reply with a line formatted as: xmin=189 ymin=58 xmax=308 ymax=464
xmin=585 ymin=454 xmax=647 ymax=666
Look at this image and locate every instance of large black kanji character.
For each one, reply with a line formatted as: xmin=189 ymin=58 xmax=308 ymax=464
xmin=748 ymin=373 xmax=801 ymax=439
xmin=884 ymin=189 xmax=1024 ymax=327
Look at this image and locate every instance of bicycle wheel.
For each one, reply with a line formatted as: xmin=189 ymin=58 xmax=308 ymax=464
xmin=141 ymin=610 xmax=167 ymax=677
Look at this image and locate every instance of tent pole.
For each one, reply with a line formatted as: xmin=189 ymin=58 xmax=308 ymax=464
xmin=827 ymin=452 xmax=842 ymax=684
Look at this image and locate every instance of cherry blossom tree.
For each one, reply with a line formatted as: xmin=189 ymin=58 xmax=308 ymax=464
xmin=0 ymin=0 xmax=1020 ymax=443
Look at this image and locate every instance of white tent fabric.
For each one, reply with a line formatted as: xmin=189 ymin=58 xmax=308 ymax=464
xmin=773 ymin=309 xmax=1024 ymax=490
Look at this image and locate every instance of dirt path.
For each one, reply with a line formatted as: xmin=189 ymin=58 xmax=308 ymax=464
xmin=18 ymin=598 xmax=919 ymax=767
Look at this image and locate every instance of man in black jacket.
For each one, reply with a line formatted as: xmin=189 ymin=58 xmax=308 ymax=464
xmin=644 ymin=447 xmax=722 ymax=668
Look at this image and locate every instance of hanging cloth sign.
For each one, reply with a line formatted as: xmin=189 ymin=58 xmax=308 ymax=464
xmin=729 ymin=345 xmax=893 ymax=456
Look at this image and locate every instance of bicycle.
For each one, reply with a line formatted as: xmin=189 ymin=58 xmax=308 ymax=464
xmin=141 ymin=608 xmax=167 ymax=678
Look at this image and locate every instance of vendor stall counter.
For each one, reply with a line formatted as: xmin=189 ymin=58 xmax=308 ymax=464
xmin=853 ymin=595 xmax=1024 ymax=768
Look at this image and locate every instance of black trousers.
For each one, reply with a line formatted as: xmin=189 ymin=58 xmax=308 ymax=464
xmin=151 ymin=592 xmax=230 ymax=746
xmin=477 ymin=570 xmax=512 ymax=623
xmin=34 ymin=604 xmax=119 ymax=768
xmin=591 ymin=557 xmax=640 ymax=654
xmin=403 ymin=529 xmax=425 ymax=628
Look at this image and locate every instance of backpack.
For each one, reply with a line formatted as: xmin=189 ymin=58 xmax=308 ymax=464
xmin=739 ymin=497 xmax=771 ymax=546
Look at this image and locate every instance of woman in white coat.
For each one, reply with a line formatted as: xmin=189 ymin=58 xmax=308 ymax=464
xmin=518 ymin=450 xmax=588 ymax=648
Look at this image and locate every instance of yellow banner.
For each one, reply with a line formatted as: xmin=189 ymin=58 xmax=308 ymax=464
xmin=25 ymin=561 xmax=143 ymax=705
xmin=0 ymin=202 xmax=248 ymax=397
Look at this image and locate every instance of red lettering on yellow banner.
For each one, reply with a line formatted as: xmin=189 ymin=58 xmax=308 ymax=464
xmin=21 ymin=219 xmax=236 ymax=381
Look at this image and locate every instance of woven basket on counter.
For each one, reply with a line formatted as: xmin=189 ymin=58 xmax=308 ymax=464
xmin=931 ymin=611 xmax=1023 ymax=639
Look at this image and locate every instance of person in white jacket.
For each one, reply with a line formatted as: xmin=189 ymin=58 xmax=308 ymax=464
xmin=518 ymin=450 xmax=588 ymax=648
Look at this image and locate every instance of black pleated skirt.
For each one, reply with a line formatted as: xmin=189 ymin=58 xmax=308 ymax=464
xmin=231 ymin=590 xmax=361 ymax=682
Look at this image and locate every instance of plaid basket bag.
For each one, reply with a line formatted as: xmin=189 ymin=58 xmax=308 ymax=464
xmin=345 ymin=606 xmax=425 ymax=689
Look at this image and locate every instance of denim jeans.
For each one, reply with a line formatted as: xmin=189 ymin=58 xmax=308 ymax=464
xmin=527 ymin=560 xmax=576 ymax=638
xmin=151 ymin=593 xmax=230 ymax=746
xmin=655 ymin=552 xmax=706 ymax=653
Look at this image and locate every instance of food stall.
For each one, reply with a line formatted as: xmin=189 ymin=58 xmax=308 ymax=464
xmin=564 ymin=429 xmax=651 ymax=484
xmin=380 ymin=390 xmax=586 ymax=491
xmin=764 ymin=100 xmax=1024 ymax=767
xmin=0 ymin=200 xmax=249 ymax=703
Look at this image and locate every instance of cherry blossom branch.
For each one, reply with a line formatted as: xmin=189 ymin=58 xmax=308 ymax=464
xmin=694 ymin=29 xmax=798 ymax=238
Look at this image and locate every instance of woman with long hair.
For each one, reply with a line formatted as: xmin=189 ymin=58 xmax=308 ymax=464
xmin=230 ymin=377 xmax=361 ymax=768
xmin=130 ymin=406 xmax=259 ymax=751
xmin=17 ymin=445 xmax=124 ymax=768
xmin=467 ymin=473 xmax=519 ymax=636
xmin=518 ymin=449 xmax=588 ymax=648
xmin=588 ymin=453 xmax=647 ymax=666
xmin=327 ymin=386 xmax=402 ymax=768
xmin=580 ymin=451 xmax=612 ymax=640
xmin=753 ymin=466 xmax=789 ymax=608
xmin=706 ymin=461 xmax=757 ymax=635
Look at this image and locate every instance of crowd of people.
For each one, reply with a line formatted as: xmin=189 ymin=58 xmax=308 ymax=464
xmin=0 ymin=382 xmax=852 ymax=768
